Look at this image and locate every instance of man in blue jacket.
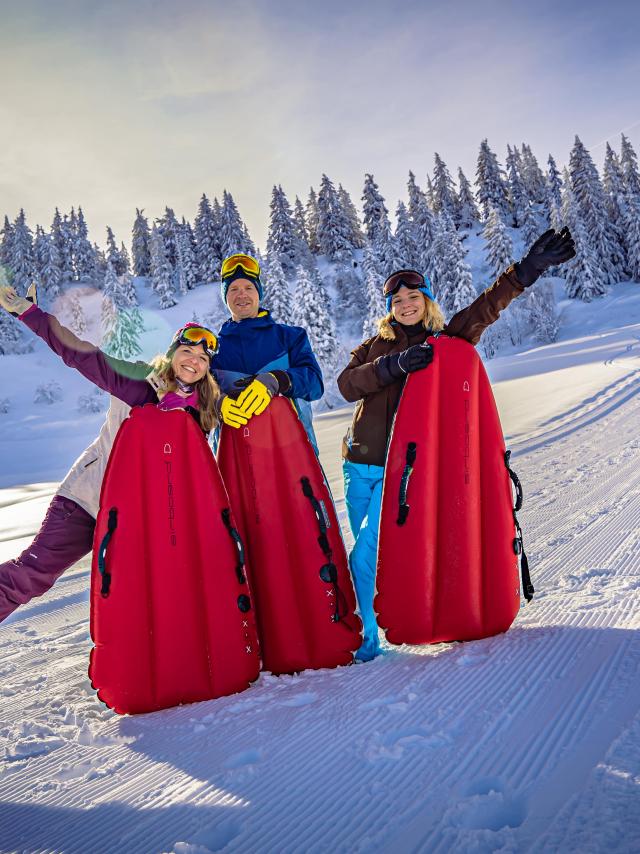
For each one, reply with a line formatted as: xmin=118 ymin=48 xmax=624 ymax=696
xmin=212 ymin=253 xmax=324 ymax=449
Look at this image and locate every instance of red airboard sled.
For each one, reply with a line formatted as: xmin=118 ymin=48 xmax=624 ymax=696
xmin=89 ymin=405 xmax=260 ymax=714
xmin=217 ymin=397 xmax=362 ymax=674
xmin=375 ymin=336 xmax=523 ymax=645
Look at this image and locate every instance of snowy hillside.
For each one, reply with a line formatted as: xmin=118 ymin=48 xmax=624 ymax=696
xmin=1 ymin=285 xmax=639 ymax=852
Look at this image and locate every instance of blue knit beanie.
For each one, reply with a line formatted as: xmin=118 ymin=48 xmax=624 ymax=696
xmin=221 ymin=267 xmax=263 ymax=304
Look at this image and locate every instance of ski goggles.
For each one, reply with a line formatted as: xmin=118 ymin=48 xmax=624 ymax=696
xmin=171 ymin=324 xmax=219 ymax=358
xmin=220 ymin=253 xmax=261 ymax=282
xmin=383 ymin=270 xmax=435 ymax=301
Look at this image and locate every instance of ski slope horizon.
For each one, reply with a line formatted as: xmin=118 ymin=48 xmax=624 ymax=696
xmin=0 ymin=281 xmax=639 ymax=851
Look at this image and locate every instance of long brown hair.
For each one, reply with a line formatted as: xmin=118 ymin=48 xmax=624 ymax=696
xmin=377 ymin=293 xmax=446 ymax=341
xmin=149 ymin=352 xmax=220 ymax=433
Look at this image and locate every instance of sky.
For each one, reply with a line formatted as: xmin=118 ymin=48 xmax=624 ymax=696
xmin=1 ymin=0 xmax=640 ymax=251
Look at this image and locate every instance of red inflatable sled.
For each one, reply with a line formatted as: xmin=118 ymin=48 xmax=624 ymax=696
xmin=375 ymin=336 xmax=533 ymax=646
xmin=89 ymin=405 xmax=260 ymax=714
xmin=217 ymin=398 xmax=362 ymax=674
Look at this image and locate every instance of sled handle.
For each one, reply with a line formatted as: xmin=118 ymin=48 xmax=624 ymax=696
xmin=397 ymin=442 xmax=417 ymax=525
xmin=504 ymin=450 xmax=534 ymax=602
xmin=301 ymin=477 xmax=344 ymax=623
xmin=97 ymin=507 xmax=118 ymax=598
xmin=221 ymin=508 xmax=246 ymax=584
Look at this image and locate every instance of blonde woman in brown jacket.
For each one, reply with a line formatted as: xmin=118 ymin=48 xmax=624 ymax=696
xmin=338 ymin=228 xmax=575 ymax=661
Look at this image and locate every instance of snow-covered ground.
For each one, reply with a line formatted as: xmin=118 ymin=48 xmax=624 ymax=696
xmin=1 ymin=284 xmax=640 ymax=852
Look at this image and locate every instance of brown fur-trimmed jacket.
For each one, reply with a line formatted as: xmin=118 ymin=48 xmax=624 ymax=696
xmin=337 ymin=265 xmax=526 ymax=467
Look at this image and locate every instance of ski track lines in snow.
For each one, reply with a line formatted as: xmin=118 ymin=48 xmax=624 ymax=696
xmin=1 ymin=358 xmax=640 ymax=852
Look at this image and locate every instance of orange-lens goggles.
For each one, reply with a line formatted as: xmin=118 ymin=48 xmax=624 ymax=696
xmin=177 ymin=326 xmax=218 ymax=356
xmin=221 ymin=253 xmax=261 ymax=281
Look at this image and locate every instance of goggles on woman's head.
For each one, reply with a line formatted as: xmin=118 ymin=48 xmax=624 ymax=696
xmin=172 ymin=323 xmax=219 ymax=358
xmin=220 ymin=253 xmax=261 ymax=281
xmin=383 ymin=270 xmax=430 ymax=297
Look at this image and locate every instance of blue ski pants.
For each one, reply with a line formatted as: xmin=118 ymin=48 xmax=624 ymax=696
xmin=343 ymin=460 xmax=384 ymax=661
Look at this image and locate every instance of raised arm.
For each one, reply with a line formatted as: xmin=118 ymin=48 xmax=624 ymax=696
xmin=0 ymin=287 xmax=154 ymax=407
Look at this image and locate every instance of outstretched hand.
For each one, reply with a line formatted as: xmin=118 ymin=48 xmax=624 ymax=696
xmin=516 ymin=227 xmax=576 ymax=287
xmin=0 ymin=283 xmax=38 ymax=317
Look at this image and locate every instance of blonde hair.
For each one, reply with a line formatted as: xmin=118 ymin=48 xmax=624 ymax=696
xmin=149 ymin=352 xmax=220 ymax=434
xmin=377 ymin=293 xmax=446 ymax=341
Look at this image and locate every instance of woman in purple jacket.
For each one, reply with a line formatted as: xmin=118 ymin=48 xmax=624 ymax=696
xmin=0 ymin=284 xmax=238 ymax=623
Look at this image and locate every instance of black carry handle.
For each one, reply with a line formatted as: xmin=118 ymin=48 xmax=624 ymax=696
xmin=504 ymin=451 xmax=534 ymax=602
xmin=301 ymin=477 xmax=342 ymax=622
xmin=397 ymin=442 xmax=417 ymax=526
xmin=221 ymin=508 xmax=246 ymax=584
xmin=97 ymin=507 xmax=118 ymax=598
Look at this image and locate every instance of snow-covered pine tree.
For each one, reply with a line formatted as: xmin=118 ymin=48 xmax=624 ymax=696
xmin=119 ymin=242 xmax=131 ymax=275
xmin=506 ymin=145 xmax=527 ymax=227
xmin=68 ymin=290 xmax=87 ymax=335
xmin=520 ymin=144 xmax=547 ymax=204
xmin=132 ymin=208 xmax=151 ymax=277
xmin=476 ymin=139 xmax=510 ymax=222
xmin=432 ymin=153 xmax=458 ymax=220
xmin=194 ymin=194 xmax=220 ymax=284
xmin=102 ymin=305 xmax=144 ymax=360
xmin=305 ymin=188 xmax=320 ymax=254
xmin=101 ymin=264 xmax=118 ymax=344
xmin=407 ymin=171 xmax=437 ymax=277
xmin=393 ymin=201 xmax=420 ymax=270
xmin=361 ymin=245 xmax=387 ymax=339
xmin=561 ymin=170 xmax=605 ymax=301
xmin=569 ymin=135 xmax=625 ymax=285
xmin=619 ymin=134 xmax=640 ymax=201
xmin=525 ymin=279 xmax=559 ymax=344
xmin=9 ymin=209 xmax=35 ymax=292
xmin=317 ymin=174 xmax=354 ymax=261
xmin=157 ymin=207 xmax=179 ymax=271
xmin=149 ymin=224 xmax=177 ymax=309
xmin=266 ymin=185 xmax=300 ymax=276
xmin=39 ymin=232 xmax=63 ymax=298
xmin=293 ymin=196 xmax=309 ymax=246
xmin=59 ymin=214 xmax=76 ymax=282
xmin=522 ymin=201 xmax=543 ymax=248
xmin=1 ymin=216 xmax=14 ymax=269
xmin=94 ymin=244 xmax=108 ymax=281
xmin=425 ymin=175 xmax=436 ymax=210
xmin=624 ymin=194 xmax=640 ymax=281
xmin=603 ymin=142 xmax=630 ymax=273
xmin=263 ymin=256 xmax=293 ymax=322
xmin=175 ymin=221 xmax=198 ymax=292
xmin=338 ymin=184 xmax=365 ymax=249
xmin=430 ymin=211 xmax=476 ymax=317
xmin=292 ymin=265 xmax=337 ymax=378
xmin=74 ymin=208 xmax=96 ymax=281
xmin=483 ymin=203 xmax=514 ymax=278
xmin=105 ymin=227 xmax=122 ymax=277
xmin=362 ymin=173 xmax=392 ymax=244
xmin=456 ymin=167 xmax=480 ymax=229
xmin=0 ymin=309 xmax=28 ymax=355
xmin=220 ymin=190 xmax=253 ymax=259
xmin=33 ymin=226 xmax=48 ymax=290
xmin=546 ymin=155 xmax=563 ymax=228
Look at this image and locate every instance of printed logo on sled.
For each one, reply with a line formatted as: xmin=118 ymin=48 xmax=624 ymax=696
xmin=163 ymin=443 xmax=177 ymax=546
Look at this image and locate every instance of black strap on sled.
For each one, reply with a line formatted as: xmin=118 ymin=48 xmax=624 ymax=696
xmin=301 ymin=476 xmax=343 ymax=622
xmin=397 ymin=442 xmax=417 ymax=525
xmin=97 ymin=507 xmax=118 ymax=598
xmin=505 ymin=450 xmax=534 ymax=602
xmin=221 ymin=508 xmax=246 ymax=584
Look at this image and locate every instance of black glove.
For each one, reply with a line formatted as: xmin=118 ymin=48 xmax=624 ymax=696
xmin=515 ymin=227 xmax=576 ymax=287
xmin=376 ymin=343 xmax=434 ymax=384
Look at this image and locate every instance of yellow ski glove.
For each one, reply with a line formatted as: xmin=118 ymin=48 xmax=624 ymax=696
xmin=219 ymin=396 xmax=250 ymax=429
xmin=235 ymin=372 xmax=279 ymax=417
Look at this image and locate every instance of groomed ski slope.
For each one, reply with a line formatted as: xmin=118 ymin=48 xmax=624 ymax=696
xmin=1 ymin=294 xmax=640 ymax=853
